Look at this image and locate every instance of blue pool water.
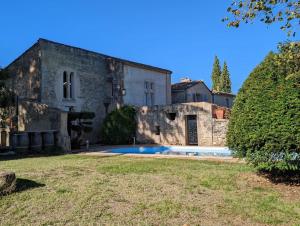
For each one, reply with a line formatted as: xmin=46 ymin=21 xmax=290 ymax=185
xmin=109 ymin=146 xmax=232 ymax=157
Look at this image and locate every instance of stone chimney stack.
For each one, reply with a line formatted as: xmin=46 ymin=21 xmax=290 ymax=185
xmin=180 ymin=77 xmax=192 ymax=83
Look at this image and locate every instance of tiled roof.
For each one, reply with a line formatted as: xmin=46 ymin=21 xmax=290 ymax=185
xmin=171 ymin=80 xmax=204 ymax=91
xmin=211 ymin=90 xmax=236 ymax=96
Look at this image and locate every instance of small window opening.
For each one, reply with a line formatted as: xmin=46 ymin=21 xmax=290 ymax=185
xmin=226 ymin=98 xmax=230 ymax=108
xmin=166 ymin=112 xmax=176 ymax=121
xmin=155 ymin=125 xmax=160 ymax=135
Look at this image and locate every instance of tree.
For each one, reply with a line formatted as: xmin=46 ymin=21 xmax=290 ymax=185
xmin=220 ymin=62 xmax=232 ymax=93
xmin=227 ymin=42 xmax=300 ymax=173
xmin=223 ymin=0 xmax=300 ymax=36
xmin=211 ymin=56 xmax=222 ymax=91
xmin=101 ymin=106 xmax=136 ymax=145
xmin=0 ymin=69 xmax=14 ymax=128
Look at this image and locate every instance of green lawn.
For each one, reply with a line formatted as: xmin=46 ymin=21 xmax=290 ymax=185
xmin=0 ymin=154 xmax=299 ymax=226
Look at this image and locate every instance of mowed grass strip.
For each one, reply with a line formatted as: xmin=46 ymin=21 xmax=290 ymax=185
xmin=0 ymin=154 xmax=299 ymax=226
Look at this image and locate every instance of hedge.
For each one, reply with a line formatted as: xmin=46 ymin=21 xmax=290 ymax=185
xmin=227 ymin=42 xmax=300 ymax=172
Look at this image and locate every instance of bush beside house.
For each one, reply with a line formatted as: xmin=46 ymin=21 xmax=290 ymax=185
xmin=227 ymin=42 xmax=300 ymax=172
xmin=101 ymin=106 xmax=136 ymax=145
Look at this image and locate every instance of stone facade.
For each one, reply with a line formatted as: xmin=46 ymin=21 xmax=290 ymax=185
xmin=6 ymin=39 xmax=172 ymax=146
xmin=136 ymin=102 xmax=229 ymax=146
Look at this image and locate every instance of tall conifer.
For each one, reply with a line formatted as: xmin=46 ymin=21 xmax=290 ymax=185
xmin=211 ymin=56 xmax=221 ymax=91
xmin=220 ymin=61 xmax=232 ymax=93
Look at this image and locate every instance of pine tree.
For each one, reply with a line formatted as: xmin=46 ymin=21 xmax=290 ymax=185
xmin=211 ymin=56 xmax=221 ymax=91
xmin=220 ymin=61 xmax=232 ymax=93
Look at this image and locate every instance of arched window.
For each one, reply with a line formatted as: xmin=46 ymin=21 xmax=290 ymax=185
xmin=63 ymin=71 xmax=75 ymax=99
xmin=63 ymin=71 xmax=68 ymax=99
xmin=69 ymin=72 xmax=74 ymax=99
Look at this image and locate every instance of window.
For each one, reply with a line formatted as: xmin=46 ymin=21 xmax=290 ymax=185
xmin=144 ymin=92 xmax=148 ymax=105
xmin=63 ymin=71 xmax=75 ymax=99
xmin=69 ymin=72 xmax=74 ymax=99
xmin=144 ymin=81 xmax=149 ymax=89
xmin=63 ymin=71 xmax=68 ymax=99
xmin=226 ymin=98 xmax=230 ymax=108
xmin=150 ymin=93 xmax=154 ymax=106
xmin=192 ymin=93 xmax=196 ymax=102
xmin=196 ymin=93 xmax=202 ymax=102
xmin=166 ymin=113 xmax=176 ymax=121
xmin=144 ymin=81 xmax=155 ymax=106
xmin=155 ymin=125 xmax=160 ymax=135
xmin=150 ymin=82 xmax=154 ymax=90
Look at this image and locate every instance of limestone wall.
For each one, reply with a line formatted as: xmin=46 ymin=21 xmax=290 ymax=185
xmin=123 ymin=65 xmax=171 ymax=106
xmin=212 ymin=119 xmax=229 ymax=146
xmin=6 ymin=43 xmax=42 ymax=101
xmin=18 ymin=101 xmax=70 ymax=151
xmin=136 ymin=102 xmax=229 ymax=147
xmin=39 ymin=40 xmax=111 ymax=143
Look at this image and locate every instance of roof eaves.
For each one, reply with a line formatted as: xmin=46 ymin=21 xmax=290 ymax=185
xmin=39 ymin=38 xmax=172 ymax=74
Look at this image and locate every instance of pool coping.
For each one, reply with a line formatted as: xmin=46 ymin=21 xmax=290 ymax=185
xmin=75 ymin=145 xmax=244 ymax=163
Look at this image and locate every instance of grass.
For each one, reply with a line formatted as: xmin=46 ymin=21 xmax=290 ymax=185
xmin=0 ymin=154 xmax=300 ymax=225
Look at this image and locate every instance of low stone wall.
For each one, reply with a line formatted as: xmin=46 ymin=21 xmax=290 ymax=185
xmin=212 ymin=119 xmax=229 ymax=146
xmin=136 ymin=102 xmax=230 ymax=146
xmin=14 ymin=101 xmax=70 ymax=152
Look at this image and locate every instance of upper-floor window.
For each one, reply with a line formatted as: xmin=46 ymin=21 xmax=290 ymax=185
xmin=144 ymin=81 xmax=149 ymax=89
xmin=63 ymin=71 xmax=74 ymax=99
xmin=226 ymin=98 xmax=230 ymax=108
xmin=192 ymin=93 xmax=203 ymax=102
xmin=144 ymin=81 xmax=155 ymax=106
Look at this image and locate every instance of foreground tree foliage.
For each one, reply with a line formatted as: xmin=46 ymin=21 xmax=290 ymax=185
xmin=0 ymin=69 xmax=14 ymax=127
xmin=227 ymin=42 xmax=300 ymax=172
xmin=224 ymin=0 xmax=300 ymax=36
xmin=101 ymin=106 xmax=136 ymax=145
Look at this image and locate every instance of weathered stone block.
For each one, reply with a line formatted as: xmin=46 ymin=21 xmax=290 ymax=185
xmin=0 ymin=172 xmax=16 ymax=195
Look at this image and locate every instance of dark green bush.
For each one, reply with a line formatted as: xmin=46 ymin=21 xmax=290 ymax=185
xmin=100 ymin=106 xmax=136 ymax=145
xmin=227 ymin=42 xmax=300 ymax=172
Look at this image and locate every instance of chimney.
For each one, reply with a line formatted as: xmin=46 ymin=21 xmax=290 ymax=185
xmin=180 ymin=77 xmax=192 ymax=83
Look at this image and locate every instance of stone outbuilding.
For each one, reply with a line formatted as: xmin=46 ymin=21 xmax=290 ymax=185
xmin=136 ymin=102 xmax=230 ymax=146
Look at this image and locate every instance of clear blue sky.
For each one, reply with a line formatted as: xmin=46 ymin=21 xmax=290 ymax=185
xmin=0 ymin=0 xmax=298 ymax=93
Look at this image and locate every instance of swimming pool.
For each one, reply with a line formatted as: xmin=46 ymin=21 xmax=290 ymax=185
xmin=109 ymin=146 xmax=232 ymax=157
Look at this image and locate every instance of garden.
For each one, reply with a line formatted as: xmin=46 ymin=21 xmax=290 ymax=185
xmin=0 ymin=154 xmax=300 ymax=225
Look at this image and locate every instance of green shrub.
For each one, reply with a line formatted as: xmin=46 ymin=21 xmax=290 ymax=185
xmin=100 ymin=106 xmax=136 ymax=145
xmin=227 ymin=42 xmax=300 ymax=172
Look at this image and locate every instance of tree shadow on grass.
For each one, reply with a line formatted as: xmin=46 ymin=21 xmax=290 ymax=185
xmin=15 ymin=178 xmax=45 ymax=192
xmin=258 ymin=170 xmax=300 ymax=186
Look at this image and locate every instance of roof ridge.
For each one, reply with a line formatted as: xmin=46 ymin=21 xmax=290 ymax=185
xmin=38 ymin=38 xmax=172 ymax=74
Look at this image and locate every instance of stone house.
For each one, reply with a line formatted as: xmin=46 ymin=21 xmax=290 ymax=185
xmin=172 ymin=78 xmax=235 ymax=108
xmin=172 ymin=79 xmax=212 ymax=104
xmin=5 ymin=38 xmax=171 ymax=147
xmin=3 ymin=38 xmax=232 ymax=150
